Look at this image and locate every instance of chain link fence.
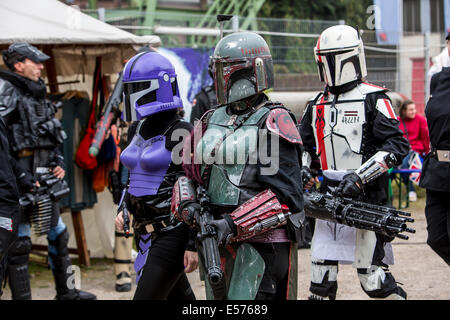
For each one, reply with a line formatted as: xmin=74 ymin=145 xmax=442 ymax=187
xmin=84 ymin=9 xmax=447 ymax=111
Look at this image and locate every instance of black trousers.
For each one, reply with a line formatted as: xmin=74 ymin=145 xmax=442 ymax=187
xmin=425 ymin=189 xmax=450 ymax=265
xmin=133 ymin=225 xmax=196 ymax=300
xmin=252 ymin=242 xmax=291 ymax=300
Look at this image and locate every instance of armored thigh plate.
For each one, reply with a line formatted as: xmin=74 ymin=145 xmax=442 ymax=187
xmin=353 ymin=229 xmax=377 ymax=268
xmin=227 ymin=243 xmax=265 ymax=300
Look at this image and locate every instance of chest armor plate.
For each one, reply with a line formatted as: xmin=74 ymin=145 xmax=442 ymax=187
xmin=312 ymin=87 xmax=367 ymax=171
xmin=196 ymin=106 xmax=269 ymax=206
xmin=120 ymin=133 xmax=172 ymax=197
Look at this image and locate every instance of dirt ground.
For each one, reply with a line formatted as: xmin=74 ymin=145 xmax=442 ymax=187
xmin=1 ymin=191 xmax=449 ymax=300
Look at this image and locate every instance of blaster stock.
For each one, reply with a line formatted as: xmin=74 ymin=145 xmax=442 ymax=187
xmin=195 ymin=186 xmax=227 ymax=300
xmin=122 ymin=206 xmax=131 ymax=238
xmin=89 ymin=72 xmax=123 ymax=157
xmin=118 ymin=189 xmax=131 ymax=238
xmin=303 ymin=191 xmax=416 ymax=240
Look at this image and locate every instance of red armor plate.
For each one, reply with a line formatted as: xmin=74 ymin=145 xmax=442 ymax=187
xmin=266 ymin=108 xmax=302 ymax=144
xmin=229 ymin=189 xmax=288 ymax=242
xmin=170 ymin=180 xmax=181 ymax=220
xmin=171 ymin=176 xmax=196 ymax=222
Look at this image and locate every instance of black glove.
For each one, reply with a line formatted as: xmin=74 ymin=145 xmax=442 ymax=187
xmin=336 ymin=172 xmax=363 ymax=198
xmin=179 ymin=202 xmax=201 ymax=226
xmin=17 ymin=172 xmax=36 ymax=193
xmin=301 ymin=166 xmax=316 ymax=190
xmin=208 ymin=217 xmax=235 ymax=246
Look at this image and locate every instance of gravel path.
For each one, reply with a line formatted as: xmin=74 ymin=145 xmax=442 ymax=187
xmin=1 ymin=196 xmax=449 ymax=300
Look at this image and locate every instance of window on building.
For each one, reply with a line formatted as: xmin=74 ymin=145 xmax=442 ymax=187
xmin=403 ymin=0 xmax=422 ymax=32
xmin=430 ymin=0 xmax=445 ymax=33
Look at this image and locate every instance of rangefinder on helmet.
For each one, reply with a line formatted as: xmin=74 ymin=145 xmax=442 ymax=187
xmin=122 ymin=52 xmax=183 ymax=121
xmin=211 ymin=31 xmax=274 ymax=105
xmin=314 ymin=25 xmax=367 ymax=87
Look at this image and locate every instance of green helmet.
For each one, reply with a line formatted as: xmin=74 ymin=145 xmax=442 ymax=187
xmin=211 ymin=31 xmax=274 ymax=105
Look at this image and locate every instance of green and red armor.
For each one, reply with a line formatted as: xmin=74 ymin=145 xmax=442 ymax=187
xmin=172 ymin=31 xmax=304 ymax=300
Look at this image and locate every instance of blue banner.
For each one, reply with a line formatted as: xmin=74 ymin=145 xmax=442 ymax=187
xmin=445 ymin=0 xmax=450 ymax=35
xmin=374 ymin=0 xmax=402 ymax=45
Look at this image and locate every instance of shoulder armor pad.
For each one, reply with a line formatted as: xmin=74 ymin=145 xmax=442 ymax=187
xmin=358 ymin=82 xmax=388 ymax=95
xmin=199 ymin=107 xmax=215 ymax=123
xmin=375 ymin=98 xmax=397 ymax=119
xmin=266 ymin=107 xmax=302 ymax=144
xmin=0 ymin=78 xmax=18 ymax=117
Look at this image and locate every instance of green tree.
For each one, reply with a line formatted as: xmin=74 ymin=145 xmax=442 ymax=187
xmin=258 ymin=0 xmax=372 ymax=74
xmin=259 ymin=0 xmax=372 ymax=28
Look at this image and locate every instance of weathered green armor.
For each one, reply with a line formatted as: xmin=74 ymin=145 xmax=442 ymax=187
xmin=196 ymin=104 xmax=270 ymax=206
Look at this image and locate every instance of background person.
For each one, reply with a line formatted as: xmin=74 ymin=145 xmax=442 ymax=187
xmin=0 ymin=43 xmax=96 ymax=300
xmin=0 ymin=114 xmax=37 ymax=298
xmin=428 ymin=32 xmax=450 ymax=79
xmin=418 ymin=66 xmax=450 ymax=266
xmin=189 ymin=59 xmax=216 ymax=125
xmin=397 ymin=100 xmax=430 ymax=201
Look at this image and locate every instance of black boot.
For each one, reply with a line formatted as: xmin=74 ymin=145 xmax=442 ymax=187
xmin=48 ymin=229 xmax=96 ymax=300
xmin=7 ymin=237 xmax=32 ymax=300
xmin=115 ymin=271 xmax=132 ymax=292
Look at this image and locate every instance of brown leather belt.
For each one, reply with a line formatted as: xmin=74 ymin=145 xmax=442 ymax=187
xmin=18 ymin=148 xmax=34 ymax=158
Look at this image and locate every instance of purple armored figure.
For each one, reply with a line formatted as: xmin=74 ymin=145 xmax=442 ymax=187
xmin=115 ymin=51 xmax=198 ymax=300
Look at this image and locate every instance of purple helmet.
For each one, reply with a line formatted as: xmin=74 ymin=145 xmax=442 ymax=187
xmin=122 ymin=52 xmax=183 ymax=121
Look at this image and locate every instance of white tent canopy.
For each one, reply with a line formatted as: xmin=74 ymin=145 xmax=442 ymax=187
xmin=0 ymin=0 xmax=160 ymax=45
xmin=0 ymin=0 xmax=161 ymax=76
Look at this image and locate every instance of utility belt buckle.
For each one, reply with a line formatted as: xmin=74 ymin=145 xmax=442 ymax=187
xmin=436 ymin=150 xmax=450 ymax=162
xmin=35 ymin=167 xmax=52 ymax=174
xmin=144 ymin=219 xmax=179 ymax=234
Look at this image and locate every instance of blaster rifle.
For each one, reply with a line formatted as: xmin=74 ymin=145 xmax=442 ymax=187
xmin=195 ymin=186 xmax=227 ymax=300
xmin=19 ymin=174 xmax=70 ymax=236
xmin=303 ymin=191 xmax=415 ymax=240
xmin=89 ymin=71 xmax=123 ymax=157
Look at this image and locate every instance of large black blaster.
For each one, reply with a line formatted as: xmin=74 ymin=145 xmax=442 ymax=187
xmin=195 ymin=186 xmax=227 ymax=300
xmin=303 ymin=191 xmax=416 ymax=240
xmin=19 ymin=174 xmax=70 ymax=236
xmin=89 ymin=71 xmax=123 ymax=157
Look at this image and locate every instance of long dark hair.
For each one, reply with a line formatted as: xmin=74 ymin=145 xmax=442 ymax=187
xmin=399 ymin=99 xmax=415 ymax=119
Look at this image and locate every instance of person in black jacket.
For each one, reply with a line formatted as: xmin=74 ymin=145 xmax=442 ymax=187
xmin=419 ymin=65 xmax=450 ymax=266
xmin=0 ymin=43 xmax=96 ymax=300
xmin=189 ymin=59 xmax=217 ymax=125
xmin=0 ymin=114 xmax=36 ymax=298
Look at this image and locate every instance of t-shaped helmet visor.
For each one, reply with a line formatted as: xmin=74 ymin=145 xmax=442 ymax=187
xmin=212 ymin=32 xmax=274 ymax=105
xmin=122 ymin=52 xmax=183 ymax=121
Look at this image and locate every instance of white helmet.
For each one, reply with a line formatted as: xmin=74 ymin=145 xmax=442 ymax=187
xmin=314 ymin=25 xmax=367 ymax=87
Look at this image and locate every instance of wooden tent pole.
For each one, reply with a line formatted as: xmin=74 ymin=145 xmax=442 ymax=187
xmin=42 ymin=46 xmax=59 ymax=94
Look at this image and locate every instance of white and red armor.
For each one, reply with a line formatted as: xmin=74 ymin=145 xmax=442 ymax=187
xmin=310 ymin=82 xmax=397 ymax=174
